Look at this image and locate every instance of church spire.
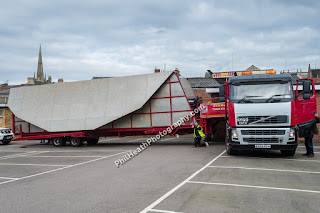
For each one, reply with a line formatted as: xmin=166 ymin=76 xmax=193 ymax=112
xmin=37 ymin=45 xmax=44 ymax=81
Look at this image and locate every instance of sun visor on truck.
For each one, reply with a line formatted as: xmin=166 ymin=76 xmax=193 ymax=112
xmin=229 ymin=74 xmax=292 ymax=85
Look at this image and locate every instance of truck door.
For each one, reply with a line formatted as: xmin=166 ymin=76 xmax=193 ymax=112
xmin=295 ymin=79 xmax=317 ymax=136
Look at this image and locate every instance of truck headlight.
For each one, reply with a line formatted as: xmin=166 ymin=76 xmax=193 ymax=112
xmin=231 ymin=129 xmax=239 ymax=141
xmin=289 ymin=128 xmax=295 ymax=141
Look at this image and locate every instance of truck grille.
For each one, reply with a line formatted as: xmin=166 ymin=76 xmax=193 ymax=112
xmin=241 ymin=130 xmax=285 ymax=135
xmin=238 ymin=115 xmax=288 ymax=125
xmin=243 ymin=138 xmax=279 ymax=143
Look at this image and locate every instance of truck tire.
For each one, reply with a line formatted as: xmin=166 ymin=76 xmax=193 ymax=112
xmin=225 ymin=128 xmax=238 ymax=155
xmin=70 ymin=137 xmax=83 ymax=147
xmin=2 ymin=140 xmax=11 ymax=145
xmin=281 ymin=149 xmax=296 ymax=156
xmin=52 ymin=137 xmax=64 ymax=147
xmin=226 ymin=146 xmax=238 ymax=155
xmin=87 ymin=138 xmax=99 ymax=146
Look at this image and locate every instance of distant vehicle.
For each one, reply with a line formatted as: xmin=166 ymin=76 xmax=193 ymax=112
xmin=0 ymin=128 xmax=14 ymax=145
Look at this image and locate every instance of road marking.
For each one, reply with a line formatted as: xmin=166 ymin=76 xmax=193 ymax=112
xmin=0 ymin=151 xmax=49 ymax=160
xmin=128 ymin=138 xmax=147 ymax=142
xmin=0 ymin=149 xmax=131 ymax=153
xmin=0 ymin=177 xmax=18 ymax=180
xmin=25 ymin=156 xmax=105 ymax=158
xmin=296 ymin=151 xmax=319 ymax=154
xmin=140 ymin=150 xmax=226 ymax=213
xmin=24 ymin=149 xmax=130 ymax=152
xmin=0 ymin=151 xmax=127 ymax=186
xmin=208 ymin=165 xmax=320 ymax=174
xmin=161 ymin=138 xmax=174 ymax=141
xmin=100 ymin=138 xmax=121 ymax=142
xmin=149 ymin=209 xmax=183 ymax=213
xmin=188 ymin=181 xmax=320 ymax=194
xmin=220 ymin=156 xmax=320 ymax=163
xmin=0 ymin=163 xmax=69 ymax=167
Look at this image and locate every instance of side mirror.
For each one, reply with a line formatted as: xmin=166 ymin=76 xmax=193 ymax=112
xmin=303 ymin=93 xmax=311 ymax=100
xmin=219 ymin=85 xmax=225 ymax=97
xmin=303 ymin=80 xmax=311 ymax=94
xmin=219 ymin=97 xmax=225 ymax=102
xmin=219 ymin=85 xmax=225 ymax=102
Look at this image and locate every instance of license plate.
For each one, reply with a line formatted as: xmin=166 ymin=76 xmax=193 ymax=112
xmin=255 ymin=145 xmax=271 ymax=148
xmin=5 ymin=136 xmax=12 ymax=139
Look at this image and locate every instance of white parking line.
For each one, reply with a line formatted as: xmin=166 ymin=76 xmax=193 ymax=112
xmin=0 ymin=151 xmax=127 ymax=186
xmin=208 ymin=165 xmax=320 ymax=174
xmin=0 ymin=177 xmax=19 ymax=180
xmin=149 ymin=209 xmax=183 ymax=213
xmin=220 ymin=156 xmax=320 ymax=163
xmin=0 ymin=151 xmax=49 ymax=160
xmin=0 ymin=149 xmax=131 ymax=153
xmin=161 ymin=138 xmax=174 ymax=141
xmin=128 ymin=138 xmax=147 ymax=142
xmin=140 ymin=150 xmax=226 ymax=213
xmin=25 ymin=156 xmax=105 ymax=158
xmin=188 ymin=180 xmax=320 ymax=194
xmin=0 ymin=163 xmax=69 ymax=167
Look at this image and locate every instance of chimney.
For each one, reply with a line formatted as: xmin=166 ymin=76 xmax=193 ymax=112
xmin=154 ymin=67 xmax=160 ymax=73
xmin=174 ymin=68 xmax=180 ymax=76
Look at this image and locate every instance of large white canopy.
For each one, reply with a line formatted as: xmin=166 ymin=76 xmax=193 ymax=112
xmin=8 ymin=72 xmax=173 ymax=132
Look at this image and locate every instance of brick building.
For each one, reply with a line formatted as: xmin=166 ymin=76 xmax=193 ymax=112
xmin=0 ymin=90 xmax=13 ymax=129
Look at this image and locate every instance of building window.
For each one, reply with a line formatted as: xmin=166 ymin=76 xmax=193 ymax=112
xmin=0 ymin=109 xmax=3 ymax=118
xmin=0 ymin=97 xmax=8 ymax=104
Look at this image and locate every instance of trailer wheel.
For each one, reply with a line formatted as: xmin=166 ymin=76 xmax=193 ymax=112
xmin=281 ymin=149 xmax=296 ymax=156
xmin=87 ymin=138 xmax=99 ymax=146
xmin=70 ymin=137 xmax=83 ymax=147
xmin=52 ymin=137 xmax=64 ymax=147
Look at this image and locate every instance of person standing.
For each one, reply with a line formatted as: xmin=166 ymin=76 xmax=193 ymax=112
xmin=304 ymin=113 xmax=320 ymax=157
xmin=193 ymin=122 xmax=209 ymax=148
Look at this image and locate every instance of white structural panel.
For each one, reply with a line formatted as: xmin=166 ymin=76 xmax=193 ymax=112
xmin=9 ymin=72 xmax=174 ymax=132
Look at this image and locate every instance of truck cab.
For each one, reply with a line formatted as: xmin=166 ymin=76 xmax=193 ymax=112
xmin=219 ymin=74 xmax=316 ymax=156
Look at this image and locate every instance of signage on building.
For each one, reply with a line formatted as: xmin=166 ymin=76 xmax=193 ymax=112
xmin=212 ymin=70 xmax=276 ymax=78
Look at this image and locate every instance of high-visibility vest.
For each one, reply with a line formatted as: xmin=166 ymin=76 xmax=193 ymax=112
xmin=194 ymin=125 xmax=205 ymax=138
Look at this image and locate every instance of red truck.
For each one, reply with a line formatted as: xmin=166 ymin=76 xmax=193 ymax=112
xmin=200 ymin=74 xmax=317 ymax=156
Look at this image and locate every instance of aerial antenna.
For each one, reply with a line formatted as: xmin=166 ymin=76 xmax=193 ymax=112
xmin=232 ymin=53 xmax=233 ymax=71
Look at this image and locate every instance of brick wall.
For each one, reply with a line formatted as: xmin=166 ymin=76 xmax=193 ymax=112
xmin=0 ymin=108 xmax=13 ymax=129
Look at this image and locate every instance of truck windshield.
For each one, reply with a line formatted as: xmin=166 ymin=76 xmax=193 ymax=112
xmin=230 ymin=82 xmax=294 ymax=103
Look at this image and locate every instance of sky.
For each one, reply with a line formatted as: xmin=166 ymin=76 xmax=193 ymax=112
xmin=1 ymin=0 xmax=320 ymax=84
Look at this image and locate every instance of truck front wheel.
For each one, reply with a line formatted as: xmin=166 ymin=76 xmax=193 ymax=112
xmin=225 ymin=129 xmax=238 ymax=155
xmin=281 ymin=149 xmax=296 ymax=156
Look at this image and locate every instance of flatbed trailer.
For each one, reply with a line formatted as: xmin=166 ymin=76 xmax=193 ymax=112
xmin=9 ymin=71 xmax=195 ymax=146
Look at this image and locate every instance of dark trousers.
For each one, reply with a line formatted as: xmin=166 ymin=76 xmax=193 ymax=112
xmin=305 ymin=134 xmax=314 ymax=155
xmin=194 ymin=137 xmax=201 ymax=147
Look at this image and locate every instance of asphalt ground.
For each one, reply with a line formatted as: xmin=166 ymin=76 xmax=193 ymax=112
xmin=0 ymin=136 xmax=320 ymax=213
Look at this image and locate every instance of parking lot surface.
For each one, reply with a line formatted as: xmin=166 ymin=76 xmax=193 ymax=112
xmin=0 ymin=136 xmax=320 ymax=213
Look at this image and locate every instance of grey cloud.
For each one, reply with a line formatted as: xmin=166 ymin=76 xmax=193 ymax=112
xmin=0 ymin=0 xmax=319 ymax=84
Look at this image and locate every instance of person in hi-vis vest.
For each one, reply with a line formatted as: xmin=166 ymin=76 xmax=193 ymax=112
xmin=193 ymin=122 xmax=209 ymax=148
